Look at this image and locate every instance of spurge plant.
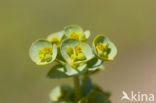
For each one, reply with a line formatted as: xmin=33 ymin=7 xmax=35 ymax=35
xmin=29 ymin=25 xmax=117 ymax=103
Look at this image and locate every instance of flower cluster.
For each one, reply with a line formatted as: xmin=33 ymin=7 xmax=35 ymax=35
xmin=29 ymin=25 xmax=117 ymax=103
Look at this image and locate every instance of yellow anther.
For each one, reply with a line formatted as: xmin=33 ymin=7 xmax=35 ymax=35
xmin=38 ymin=46 xmax=52 ymax=62
xmin=41 ymin=46 xmax=52 ymax=54
xmin=74 ymin=45 xmax=82 ymax=54
xmin=96 ymin=42 xmax=110 ymax=57
xmin=70 ymin=31 xmax=80 ymax=40
xmin=51 ymin=37 xmax=60 ymax=42
xmin=96 ymin=42 xmax=105 ymax=51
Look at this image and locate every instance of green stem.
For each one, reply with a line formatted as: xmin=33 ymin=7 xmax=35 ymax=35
xmin=73 ymin=76 xmax=81 ymax=102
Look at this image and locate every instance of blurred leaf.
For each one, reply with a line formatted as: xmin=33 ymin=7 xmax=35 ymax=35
xmin=79 ymin=88 xmax=111 ymax=103
xmin=56 ymin=49 xmax=66 ymax=65
xmin=80 ymin=77 xmax=93 ymax=97
xmin=47 ymin=63 xmax=88 ymax=79
xmin=93 ymin=35 xmax=117 ymax=61
xmin=49 ymin=85 xmax=74 ymax=102
xmin=87 ymin=57 xmax=103 ymax=68
xmin=65 ymin=63 xmax=87 ymax=76
xmin=47 ymin=64 xmax=68 ymax=78
xmin=88 ymin=65 xmax=104 ymax=74
xmin=29 ymin=39 xmax=57 ymax=65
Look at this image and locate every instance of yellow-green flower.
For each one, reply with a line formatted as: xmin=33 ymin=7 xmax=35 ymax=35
xmin=47 ymin=31 xmax=64 ymax=47
xmin=96 ymin=42 xmax=110 ymax=58
xmin=64 ymin=25 xmax=90 ymax=41
xmin=66 ymin=45 xmax=86 ymax=62
xmin=51 ymin=37 xmax=60 ymax=43
xmin=39 ymin=46 xmax=53 ymax=62
xmin=69 ymin=31 xmax=81 ymax=40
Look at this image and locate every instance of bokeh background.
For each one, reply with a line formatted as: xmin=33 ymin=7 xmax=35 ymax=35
xmin=1 ymin=0 xmax=156 ymax=103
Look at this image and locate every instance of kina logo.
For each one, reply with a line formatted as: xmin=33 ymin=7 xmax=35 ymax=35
xmin=121 ymin=91 xmax=155 ymax=102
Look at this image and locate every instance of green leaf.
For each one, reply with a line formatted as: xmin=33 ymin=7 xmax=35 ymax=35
xmin=47 ymin=63 xmax=87 ymax=78
xmin=93 ymin=35 xmax=117 ymax=61
xmin=29 ymin=39 xmax=57 ymax=65
xmin=47 ymin=64 xmax=68 ymax=78
xmin=49 ymin=85 xmax=74 ymax=102
xmin=65 ymin=63 xmax=87 ymax=76
xmin=47 ymin=31 xmax=64 ymax=47
xmin=56 ymin=49 xmax=66 ymax=65
xmin=80 ymin=77 xmax=93 ymax=97
xmin=79 ymin=88 xmax=111 ymax=103
xmin=61 ymin=39 xmax=94 ymax=66
xmin=87 ymin=57 xmax=103 ymax=68
xmin=88 ymin=65 xmax=104 ymax=74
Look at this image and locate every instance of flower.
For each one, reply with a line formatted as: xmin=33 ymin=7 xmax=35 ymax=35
xmin=69 ymin=31 xmax=81 ymax=40
xmin=64 ymin=25 xmax=90 ymax=41
xmin=38 ymin=46 xmax=53 ymax=62
xmin=96 ymin=42 xmax=110 ymax=57
xmin=66 ymin=45 xmax=86 ymax=62
xmin=93 ymin=35 xmax=117 ymax=61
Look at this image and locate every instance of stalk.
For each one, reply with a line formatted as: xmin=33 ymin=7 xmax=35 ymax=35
xmin=73 ymin=76 xmax=81 ymax=102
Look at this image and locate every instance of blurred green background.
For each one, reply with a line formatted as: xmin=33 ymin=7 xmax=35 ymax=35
xmin=1 ymin=0 xmax=156 ymax=103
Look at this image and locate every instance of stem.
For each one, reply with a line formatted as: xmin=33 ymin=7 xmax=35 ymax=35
xmin=73 ymin=76 xmax=81 ymax=102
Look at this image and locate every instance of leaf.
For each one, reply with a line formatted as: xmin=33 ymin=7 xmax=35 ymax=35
xmin=80 ymin=77 xmax=93 ymax=97
xmin=88 ymin=65 xmax=104 ymax=74
xmin=79 ymin=87 xmax=111 ymax=103
xmin=56 ymin=49 xmax=66 ymax=65
xmin=47 ymin=63 xmax=88 ymax=79
xmin=93 ymin=35 xmax=117 ymax=61
xmin=61 ymin=39 xmax=94 ymax=65
xmin=29 ymin=39 xmax=57 ymax=65
xmin=47 ymin=64 xmax=68 ymax=78
xmin=65 ymin=63 xmax=87 ymax=76
xmin=87 ymin=57 xmax=103 ymax=68
xmin=49 ymin=85 xmax=74 ymax=102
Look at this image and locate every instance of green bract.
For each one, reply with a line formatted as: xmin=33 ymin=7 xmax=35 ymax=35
xmin=29 ymin=39 xmax=57 ymax=65
xmin=64 ymin=25 xmax=90 ymax=41
xmin=61 ymin=39 xmax=94 ymax=66
xmin=47 ymin=31 xmax=64 ymax=47
xmin=93 ymin=35 xmax=117 ymax=61
xmin=47 ymin=63 xmax=87 ymax=78
xmin=29 ymin=25 xmax=118 ymax=103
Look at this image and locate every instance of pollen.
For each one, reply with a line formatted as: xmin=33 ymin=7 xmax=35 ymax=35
xmin=38 ymin=46 xmax=53 ymax=62
xmin=51 ymin=37 xmax=60 ymax=42
xmin=96 ymin=42 xmax=110 ymax=57
xmin=74 ymin=45 xmax=82 ymax=54
xmin=96 ymin=42 xmax=105 ymax=51
xmin=70 ymin=31 xmax=80 ymax=40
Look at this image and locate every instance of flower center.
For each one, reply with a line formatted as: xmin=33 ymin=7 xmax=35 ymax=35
xmin=51 ymin=37 xmax=60 ymax=43
xmin=74 ymin=45 xmax=82 ymax=54
xmin=38 ymin=46 xmax=53 ymax=62
xmin=70 ymin=31 xmax=81 ymax=40
xmin=66 ymin=45 xmax=86 ymax=63
xmin=96 ymin=42 xmax=110 ymax=57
